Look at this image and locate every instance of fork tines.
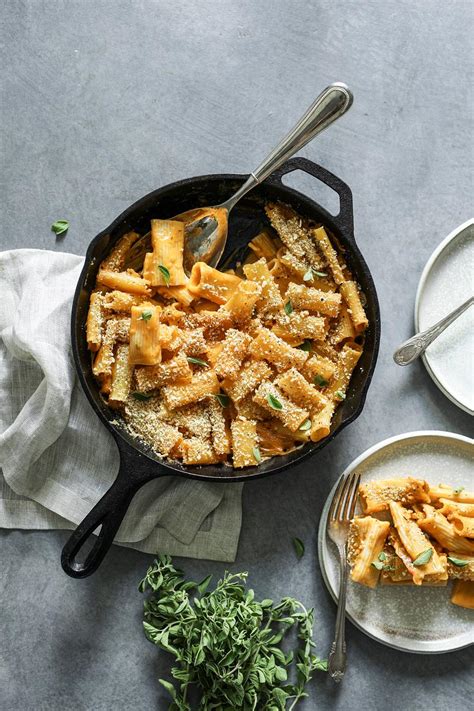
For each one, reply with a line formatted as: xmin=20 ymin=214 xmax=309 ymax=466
xmin=328 ymin=471 xmax=361 ymax=524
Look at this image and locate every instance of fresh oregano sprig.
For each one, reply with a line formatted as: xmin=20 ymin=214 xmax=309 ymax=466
xmin=139 ymin=554 xmax=327 ymax=710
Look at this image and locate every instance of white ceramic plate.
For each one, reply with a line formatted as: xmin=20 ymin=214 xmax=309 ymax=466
xmin=415 ymin=218 xmax=474 ymax=415
xmin=318 ymin=431 xmax=474 ymax=654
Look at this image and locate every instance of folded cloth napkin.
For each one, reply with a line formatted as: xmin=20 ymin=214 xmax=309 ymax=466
xmin=0 ymin=250 xmax=243 ymax=562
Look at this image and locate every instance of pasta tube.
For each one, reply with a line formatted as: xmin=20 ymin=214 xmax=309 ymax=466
xmin=231 ymin=417 xmax=259 ymax=468
xmin=339 ymin=280 xmax=368 ymax=333
xmin=286 ymin=282 xmax=341 ymax=318
xmin=182 ymin=437 xmax=219 ymax=465
xmin=253 ymin=381 xmax=309 ymax=431
xmin=188 ymin=262 xmax=241 ymax=304
xmin=309 ymin=401 xmax=335 ymax=442
xmin=359 ymin=477 xmax=430 ymax=514
xmin=213 ymin=329 xmax=252 ymax=380
xmin=243 ymin=258 xmax=283 ymax=315
xmin=109 ymin=344 xmax=133 ymax=404
xmin=450 ymin=580 xmax=474 ymax=609
xmin=330 ymin=306 xmax=356 ymax=345
xmin=439 ymin=499 xmax=474 ymax=518
xmin=248 ymin=328 xmax=308 ymax=372
xmin=162 ymin=370 xmax=220 ymax=409
xmin=100 ymin=231 xmax=139 ymax=272
xmin=207 ymin=399 xmax=231 ymax=457
xmin=451 ymin=515 xmax=474 ymax=538
xmin=418 ymin=506 xmax=474 ymax=554
xmin=265 ymin=203 xmax=325 ymax=269
xmin=311 ymin=226 xmax=345 ymax=284
xmin=275 ymin=368 xmax=328 ymax=412
xmin=143 ymin=219 xmax=187 ymax=287
xmin=223 ymin=280 xmax=262 ymax=322
xmin=134 ymin=353 xmax=192 ymax=391
xmin=326 ymin=343 xmax=362 ymax=402
xmin=248 ymin=229 xmax=279 ymax=260
xmin=103 ymin=290 xmax=155 ymax=313
xmin=272 ymin=312 xmax=326 ymax=343
xmin=92 ymin=316 xmax=130 ymax=378
xmin=86 ymin=292 xmax=106 ymax=352
xmin=221 ymin=361 xmax=272 ymax=403
xmin=348 ymin=516 xmax=391 ymax=588
xmin=129 ymin=304 xmax=161 ymax=366
xmin=302 ymin=354 xmax=337 ymax=385
xmin=389 ymin=502 xmax=445 ymax=578
xmin=97 ymin=269 xmax=152 ymax=296
xmin=428 ymin=485 xmax=474 ymax=504
xmin=155 ymin=285 xmax=194 ymax=306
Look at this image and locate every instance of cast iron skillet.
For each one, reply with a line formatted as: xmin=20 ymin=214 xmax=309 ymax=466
xmin=61 ymin=157 xmax=380 ymax=578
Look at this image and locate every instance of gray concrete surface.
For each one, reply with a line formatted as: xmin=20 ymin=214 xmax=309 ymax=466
xmin=1 ymin=1 xmax=473 ymax=709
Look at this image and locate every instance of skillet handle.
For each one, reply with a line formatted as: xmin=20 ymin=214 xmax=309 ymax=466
xmin=267 ymin=157 xmax=354 ymax=238
xmin=61 ymin=443 xmax=156 ymax=578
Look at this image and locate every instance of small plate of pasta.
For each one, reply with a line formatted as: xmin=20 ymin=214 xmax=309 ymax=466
xmin=86 ymin=201 xmax=369 ymax=468
xmin=318 ymin=431 xmax=474 ymax=653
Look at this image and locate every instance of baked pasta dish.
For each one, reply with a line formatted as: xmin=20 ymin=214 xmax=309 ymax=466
xmin=347 ymin=478 xmax=474 ymax=610
xmin=86 ymin=202 xmax=368 ymax=468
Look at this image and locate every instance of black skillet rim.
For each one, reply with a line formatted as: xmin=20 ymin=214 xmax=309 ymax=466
xmin=71 ymin=166 xmax=380 ymax=483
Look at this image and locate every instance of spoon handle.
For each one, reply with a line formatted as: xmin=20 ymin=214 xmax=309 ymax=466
xmin=223 ymin=83 xmax=353 ymax=212
xmin=252 ymin=83 xmax=353 ymax=183
xmin=393 ymin=296 xmax=474 ymax=366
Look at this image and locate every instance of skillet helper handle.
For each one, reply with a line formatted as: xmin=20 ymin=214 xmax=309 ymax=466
xmin=267 ymin=156 xmax=355 ymax=237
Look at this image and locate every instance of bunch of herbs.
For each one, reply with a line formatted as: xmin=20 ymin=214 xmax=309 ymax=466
xmin=139 ymin=555 xmax=327 ymax=710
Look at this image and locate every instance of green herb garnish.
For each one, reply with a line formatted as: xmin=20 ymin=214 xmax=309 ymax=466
xmin=412 ymin=548 xmax=433 ymax=566
xmin=371 ymin=557 xmax=394 ymax=572
xmin=334 ymin=389 xmax=346 ymax=401
xmin=297 ymin=339 xmax=312 ymax=352
xmin=292 ymin=537 xmax=305 ymax=559
xmin=453 ymin=486 xmax=465 ymax=495
xmin=187 ymin=356 xmax=209 ymax=368
xmin=447 ymin=556 xmax=469 ymax=567
xmin=140 ymin=555 xmax=327 ymax=709
xmin=299 ymin=419 xmax=312 ymax=432
xmin=314 ymin=374 xmax=328 ymax=387
xmin=214 ymin=392 xmax=230 ymax=407
xmin=132 ymin=391 xmax=153 ymax=401
xmin=157 ymin=264 xmax=171 ymax=286
xmin=139 ymin=309 xmax=153 ymax=321
xmin=284 ymin=300 xmax=293 ymax=315
xmin=197 ymin=574 xmax=213 ymax=595
xmin=51 ymin=219 xmax=69 ymax=236
xmin=371 ymin=561 xmax=384 ymax=571
xmin=267 ymin=393 xmax=283 ymax=410
xmin=303 ymin=267 xmax=328 ymax=281
xmin=252 ymin=446 xmax=262 ymax=463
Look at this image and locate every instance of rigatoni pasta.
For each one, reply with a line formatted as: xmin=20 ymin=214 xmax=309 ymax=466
xmin=346 ymin=476 xmax=473 ymax=609
xmin=86 ymin=201 xmax=368 ymax=468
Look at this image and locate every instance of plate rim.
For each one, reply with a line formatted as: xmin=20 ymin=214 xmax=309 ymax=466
xmin=317 ymin=430 xmax=474 ymax=654
xmin=414 ymin=217 xmax=474 ymax=416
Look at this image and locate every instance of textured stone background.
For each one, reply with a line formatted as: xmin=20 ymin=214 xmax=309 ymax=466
xmin=1 ymin=1 xmax=472 ymax=709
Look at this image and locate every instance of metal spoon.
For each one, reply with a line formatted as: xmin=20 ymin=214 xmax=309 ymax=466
xmin=125 ymin=83 xmax=353 ymax=275
xmin=393 ymin=296 xmax=474 ymax=366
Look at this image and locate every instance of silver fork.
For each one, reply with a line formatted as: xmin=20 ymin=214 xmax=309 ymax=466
xmin=326 ymin=471 xmax=361 ymax=682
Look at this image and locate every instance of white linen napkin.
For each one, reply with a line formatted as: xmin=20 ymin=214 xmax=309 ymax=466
xmin=0 ymin=249 xmax=243 ymax=561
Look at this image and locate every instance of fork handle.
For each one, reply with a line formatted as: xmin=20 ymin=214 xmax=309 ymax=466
xmin=328 ymin=543 xmax=348 ymax=682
